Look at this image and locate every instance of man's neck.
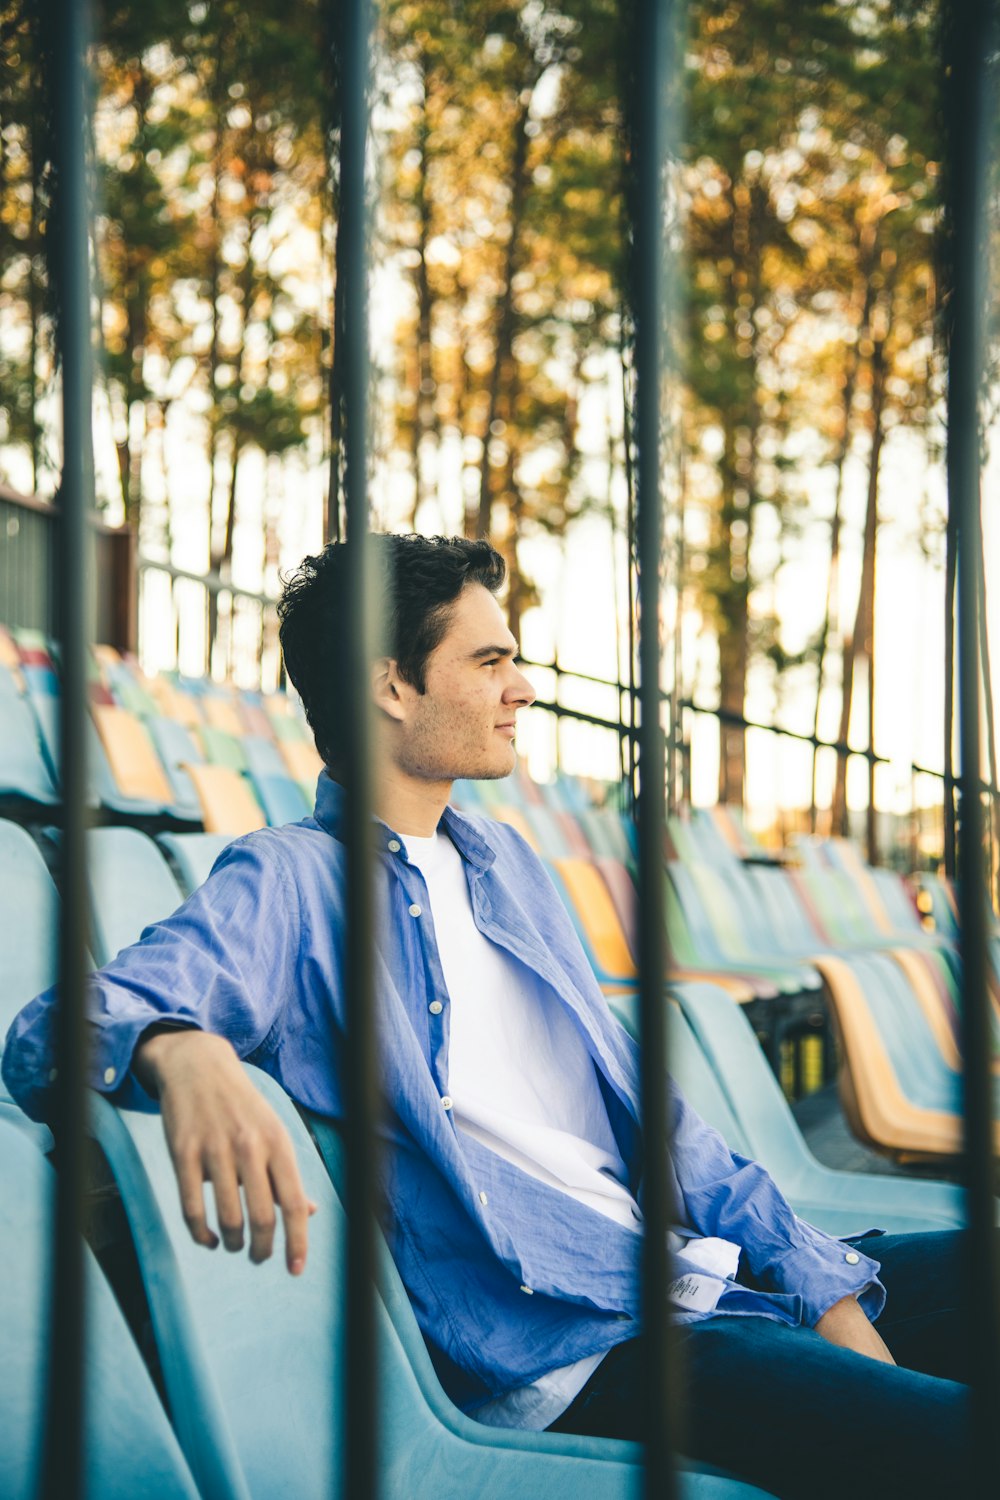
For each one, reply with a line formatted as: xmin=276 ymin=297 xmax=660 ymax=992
xmin=375 ymin=763 xmax=452 ymax=837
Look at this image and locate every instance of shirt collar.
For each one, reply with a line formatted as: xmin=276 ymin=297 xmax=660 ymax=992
xmin=312 ymin=769 xmax=496 ymax=873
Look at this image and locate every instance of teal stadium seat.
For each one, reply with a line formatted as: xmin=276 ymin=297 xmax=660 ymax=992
xmin=158 ymin=831 xmax=235 ymax=895
xmin=86 ymin=827 xmax=186 ymax=967
xmin=0 ymin=819 xmax=57 ymax=1152
xmin=0 ymin=665 xmax=59 ymax=809
xmin=663 ymin=983 xmax=969 ymax=1232
xmin=0 ymin=1117 xmax=200 ymax=1499
xmin=88 ymin=1066 xmax=774 ymax=1499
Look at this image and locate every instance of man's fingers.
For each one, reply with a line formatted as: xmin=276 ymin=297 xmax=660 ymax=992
xmin=239 ymin=1153 xmax=278 ymax=1265
xmin=270 ymin=1141 xmax=312 ymax=1275
xmin=174 ymin=1148 xmax=219 ymax=1249
xmin=204 ymin=1147 xmax=246 ymax=1252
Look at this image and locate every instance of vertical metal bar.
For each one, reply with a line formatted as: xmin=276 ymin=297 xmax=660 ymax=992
xmin=631 ymin=0 xmax=679 ymax=1495
xmin=339 ymin=0 xmax=380 ymax=1497
xmin=42 ymin=2 xmax=94 ymax=1498
xmin=942 ymin=0 xmax=1000 ymax=1488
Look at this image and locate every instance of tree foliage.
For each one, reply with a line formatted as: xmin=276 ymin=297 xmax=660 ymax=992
xmin=0 ymin=0 xmax=967 ymax=798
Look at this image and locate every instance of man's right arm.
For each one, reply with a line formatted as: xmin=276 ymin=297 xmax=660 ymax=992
xmin=133 ymin=1026 xmax=315 ymax=1274
xmin=3 ymin=834 xmax=315 ymax=1272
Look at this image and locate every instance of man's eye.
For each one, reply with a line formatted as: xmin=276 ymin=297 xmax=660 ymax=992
xmin=483 ymin=658 xmax=500 ymax=667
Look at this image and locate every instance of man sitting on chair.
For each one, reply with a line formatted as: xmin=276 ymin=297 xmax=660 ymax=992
xmin=3 ymin=534 xmax=970 ymax=1500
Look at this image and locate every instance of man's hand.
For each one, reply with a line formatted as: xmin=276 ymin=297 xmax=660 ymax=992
xmin=133 ymin=1028 xmax=316 ymax=1275
xmin=814 ymin=1294 xmax=895 ymax=1365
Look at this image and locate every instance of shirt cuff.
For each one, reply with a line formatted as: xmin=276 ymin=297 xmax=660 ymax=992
xmin=766 ymin=1235 xmax=886 ymax=1328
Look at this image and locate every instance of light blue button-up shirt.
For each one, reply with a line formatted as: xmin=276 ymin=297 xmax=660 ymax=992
xmin=3 ymin=772 xmax=883 ymax=1409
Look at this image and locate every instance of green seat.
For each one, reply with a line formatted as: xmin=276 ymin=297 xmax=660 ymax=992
xmin=199 ymin=724 xmax=248 ymax=772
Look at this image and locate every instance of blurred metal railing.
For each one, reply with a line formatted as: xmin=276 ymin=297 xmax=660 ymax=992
xmin=942 ymin=0 xmax=1000 ymax=1488
xmin=630 ymin=0 xmax=678 ymax=1491
xmin=338 ymin=1 xmax=381 ymax=1498
xmin=43 ymin=2 xmax=95 ymax=1497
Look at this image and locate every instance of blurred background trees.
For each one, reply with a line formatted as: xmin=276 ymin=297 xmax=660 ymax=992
xmin=0 ymin=0 xmax=976 ymax=829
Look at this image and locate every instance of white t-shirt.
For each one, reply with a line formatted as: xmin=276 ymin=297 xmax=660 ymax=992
xmin=402 ymin=828 xmax=738 ymax=1428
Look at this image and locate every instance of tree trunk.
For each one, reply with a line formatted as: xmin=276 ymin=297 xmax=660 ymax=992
xmin=831 ymin=337 xmax=887 ymax=837
xmin=206 ymin=36 xmax=226 ymax=660
xmin=810 ymin=260 xmax=876 ymax=830
xmin=474 ymin=94 xmax=532 ymax=540
xmin=327 ymin=204 xmax=346 ymax=543
xmin=408 ymin=59 xmax=438 ymax=531
xmin=975 ymin=482 xmax=1000 ymax=906
xmin=943 ymin=500 xmax=957 ymax=875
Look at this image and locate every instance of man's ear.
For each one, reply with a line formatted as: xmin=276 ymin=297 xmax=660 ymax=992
xmin=372 ymin=657 xmax=408 ymax=723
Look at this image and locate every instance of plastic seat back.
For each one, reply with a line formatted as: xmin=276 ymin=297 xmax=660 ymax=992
xmin=0 ymin=688 xmax=59 ymax=807
xmin=87 ymin=827 xmax=186 ymax=966
xmin=158 ymin=831 xmax=235 ymax=894
xmin=183 ymin=763 xmax=266 ymax=835
xmin=243 ymin=734 xmax=289 ymax=781
xmin=91 ymin=703 xmax=176 ymax=806
xmin=147 ymin=715 xmax=204 ymax=814
xmin=250 ymin=772 xmax=312 ymax=827
xmin=0 ymin=820 xmax=60 ymax=1039
xmin=278 ymin=737 xmax=325 ymax=784
xmin=0 ymin=1119 xmax=199 ymax=1499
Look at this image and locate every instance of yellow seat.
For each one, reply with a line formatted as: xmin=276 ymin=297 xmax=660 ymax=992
xmin=92 ymin=705 xmax=174 ymax=805
xmin=181 ymin=763 xmax=265 ymax=836
xmin=148 ymin=677 xmax=203 ymax=729
xmin=91 ymin=643 xmax=122 ymax=671
xmin=553 ymin=858 xmax=637 ymax=982
xmin=202 ymin=697 xmax=246 ymax=738
xmin=279 ymin=738 xmax=324 ymax=783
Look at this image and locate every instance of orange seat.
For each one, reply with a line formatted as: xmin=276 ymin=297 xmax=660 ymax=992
xmin=181 ymin=763 xmax=265 ymax=836
xmin=278 ymin=738 xmax=324 ymax=783
xmin=553 ymin=857 xmax=637 ymax=982
xmin=92 ymin=705 xmax=175 ymax=805
xmin=202 ymin=697 xmax=246 ymax=738
xmin=815 ymin=953 xmax=1000 ymax=1165
xmin=91 ymin=643 xmax=122 ymax=671
xmin=147 ymin=677 xmax=203 ymax=729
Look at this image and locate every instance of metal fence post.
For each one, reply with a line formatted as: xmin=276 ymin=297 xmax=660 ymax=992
xmin=41 ymin=1 xmax=95 ymax=1497
xmin=338 ymin=0 xmax=381 ymax=1496
xmin=631 ymin=0 xmax=680 ymax=1494
xmin=942 ymin=0 xmax=1000 ymax=1488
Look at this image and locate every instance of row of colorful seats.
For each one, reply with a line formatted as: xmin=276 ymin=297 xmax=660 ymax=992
xmin=0 ymin=627 xmax=323 ymax=834
xmin=3 ymin=621 xmax=997 ymax=1168
xmin=454 ymin=773 xmax=1000 ymax=1169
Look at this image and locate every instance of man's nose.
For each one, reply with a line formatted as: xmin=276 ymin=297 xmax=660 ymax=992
xmin=505 ymin=665 xmax=536 ymax=707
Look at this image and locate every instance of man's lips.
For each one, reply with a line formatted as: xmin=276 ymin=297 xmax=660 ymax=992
xmin=495 ymin=722 xmax=517 ymax=737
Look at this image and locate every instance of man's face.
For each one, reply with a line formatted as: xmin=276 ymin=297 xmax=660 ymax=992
xmin=385 ymin=583 xmax=536 ymax=783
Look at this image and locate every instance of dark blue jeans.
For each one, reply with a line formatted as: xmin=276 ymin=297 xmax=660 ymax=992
xmin=550 ymin=1232 xmax=974 ymax=1499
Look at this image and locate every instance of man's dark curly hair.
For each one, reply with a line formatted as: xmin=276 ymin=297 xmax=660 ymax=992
xmin=277 ymin=533 xmax=506 ymax=770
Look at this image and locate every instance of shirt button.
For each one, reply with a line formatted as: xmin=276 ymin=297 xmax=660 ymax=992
xmin=845 ymin=1251 xmax=860 ymax=1265
xmin=408 ymin=903 xmax=422 ymax=917
xmin=441 ymin=1095 xmax=453 ymax=1111
xmin=387 ymin=839 xmax=401 ymax=853
xmin=479 ymin=1191 xmax=489 ymax=1206
xmin=103 ymin=1066 xmax=116 ymax=1086
xmin=429 ymin=1000 xmax=443 ymax=1015
xmin=48 ymin=1067 xmax=58 ymax=1082
xmin=520 ymin=1285 xmax=533 ymax=1295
